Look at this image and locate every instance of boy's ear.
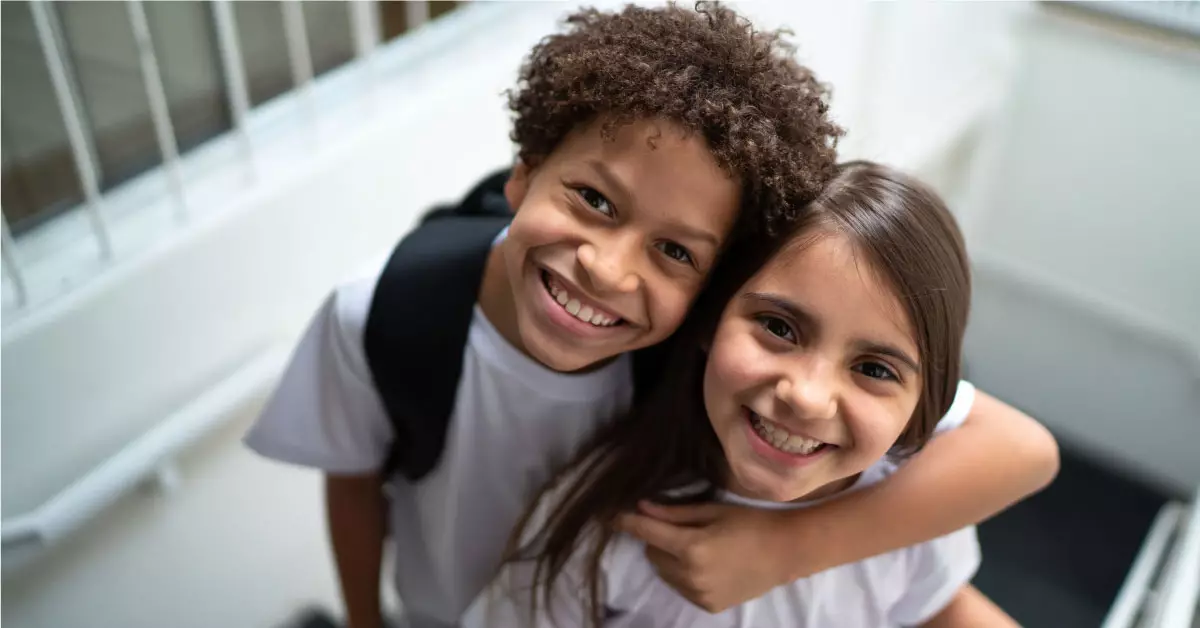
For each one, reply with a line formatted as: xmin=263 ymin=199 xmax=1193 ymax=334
xmin=504 ymin=161 xmax=532 ymax=213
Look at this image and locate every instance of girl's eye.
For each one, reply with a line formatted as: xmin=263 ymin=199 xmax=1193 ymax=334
xmin=757 ymin=315 xmax=796 ymax=343
xmin=577 ymin=187 xmax=614 ymax=217
xmin=854 ymin=361 xmax=899 ymax=382
xmin=656 ymin=241 xmax=695 ymax=266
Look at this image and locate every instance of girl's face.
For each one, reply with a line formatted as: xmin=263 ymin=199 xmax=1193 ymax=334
xmin=703 ymin=232 xmax=924 ymax=502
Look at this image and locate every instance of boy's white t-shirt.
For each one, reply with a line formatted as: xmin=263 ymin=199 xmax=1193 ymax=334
xmin=245 ymin=261 xmax=634 ymax=628
xmin=463 ymin=384 xmax=980 ymax=628
xmin=246 ymin=235 xmax=978 ymax=628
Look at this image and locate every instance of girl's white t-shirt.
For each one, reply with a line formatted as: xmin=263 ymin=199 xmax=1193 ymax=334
xmin=462 ymin=384 xmax=980 ymax=628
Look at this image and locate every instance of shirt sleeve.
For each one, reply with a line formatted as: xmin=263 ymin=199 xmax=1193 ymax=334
xmin=243 ymin=277 xmax=394 ymax=474
xmin=933 ymin=380 xmax=976 ymax=434
xmin=888 ymin=526 xmax=982 ymax=625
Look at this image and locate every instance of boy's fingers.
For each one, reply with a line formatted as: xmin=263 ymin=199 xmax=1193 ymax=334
xmin=638 ymin=500 xmax=725 ymax=526
xmin=614 ymin=512 xmax=690 ymax=556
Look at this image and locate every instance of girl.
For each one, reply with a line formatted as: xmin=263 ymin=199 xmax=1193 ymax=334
xmin=463 ymin=161 xmax=1019 ymax=627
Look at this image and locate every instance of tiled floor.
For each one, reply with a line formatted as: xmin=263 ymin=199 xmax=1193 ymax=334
xmin=975 ymin=446 xmax=1169 ymax=627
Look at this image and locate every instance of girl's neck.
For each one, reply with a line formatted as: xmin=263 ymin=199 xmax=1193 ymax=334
xmin=724 ymin=472 xmax=861 ymax=506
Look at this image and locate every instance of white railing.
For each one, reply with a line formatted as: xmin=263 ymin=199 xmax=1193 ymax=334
xmin=210 ymin=0 xmax=256 ymax=175
xmin=28 ymin=0 xmax=115 ymax=261
xmin=1 ymin=0 xmax=389 ymax=316
xmin=1151 ymin=488 xmax=1200 ymax=628
xmin=1103 ymin=487 xmax=1200 ymax=628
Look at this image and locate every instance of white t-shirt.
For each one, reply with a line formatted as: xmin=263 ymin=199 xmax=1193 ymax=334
xmin=462 ymin=383 xmax=980 ymax=628
xmin=245 ymin=261 xmax=634 ymax=628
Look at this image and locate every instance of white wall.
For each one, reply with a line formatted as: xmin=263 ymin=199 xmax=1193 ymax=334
xmin=961 ymin=6 xmax=1200 ymax=494
xmin=1 ymin=3 xmax=1025 ymax=627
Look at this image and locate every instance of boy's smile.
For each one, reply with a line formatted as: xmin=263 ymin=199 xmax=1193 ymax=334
xmin=483 ymin=118 xmax=741 ymax=373
xmin=540 ymin=269 xmax=626 ymax=331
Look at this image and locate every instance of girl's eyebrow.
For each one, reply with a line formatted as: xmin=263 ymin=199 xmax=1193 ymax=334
xmin=743 ymin=292 xmax=818 ymax=333
xmin=853 ymin=340 xmax=920 ymax=374
xmin=744 ymin=292 xmax=919 ymax=372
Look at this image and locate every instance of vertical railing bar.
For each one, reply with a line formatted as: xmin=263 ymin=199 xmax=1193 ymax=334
xmin=280 ymin=0 xmax=317 ymax=132
xmin=1 ymin=213 xmax=29 ymax=308
xmin=350 ymin=0 xmax=382 ymax=115
xmin=351 ymin=0 xmax=382 ymax=58
xmin=405 ymin=1 xmax=430 ymax=32
xmin=28 ymin=1 xmax=114 ymax=261
xmin=126 ymin=0 xmax=188 ymax=222
xmin=210 ymin=0 xmax=256 ymax=178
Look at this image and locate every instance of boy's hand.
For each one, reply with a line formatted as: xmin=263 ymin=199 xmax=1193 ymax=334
xmin=615 ymin=500 xmax=811 ymax=613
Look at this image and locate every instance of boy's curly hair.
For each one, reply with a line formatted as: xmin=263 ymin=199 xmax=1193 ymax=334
xmin=508 ymin=2 xmax=843 ymax=236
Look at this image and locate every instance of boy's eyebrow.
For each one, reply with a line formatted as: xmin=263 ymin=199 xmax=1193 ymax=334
xmin=586 ymin=159 xmax=721 ymax=248
xmin=669 ymin=221 xmax=721 ymax=249
xmin=586 ymin=159 xmax=632 ymax=209
xmin=744 ymin=292 xmax=920 ymax=372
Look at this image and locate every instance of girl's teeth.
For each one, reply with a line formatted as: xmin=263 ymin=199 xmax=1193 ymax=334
xmin=579 ymin=306 xmax=594 ymax=321
xmin=556 ymin=291 xmax=568 ymax=306
xmin=566 ymin=299 xmax=581 ymax=315
xmin=750 ymin=414 xmax=825 ymax=455
xmin=591 ymin=312 xmax=608 ymax=325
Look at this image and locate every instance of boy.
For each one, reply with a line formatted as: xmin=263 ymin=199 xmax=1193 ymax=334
xmin=246 ymin=4 xmax=1058 ymax=628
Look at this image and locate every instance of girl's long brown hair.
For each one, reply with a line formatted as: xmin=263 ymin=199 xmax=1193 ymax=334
xmin=500 ymin=162 xmax=973 ymax=626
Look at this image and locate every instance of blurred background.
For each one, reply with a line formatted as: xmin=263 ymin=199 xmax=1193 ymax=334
xmin=2 ymin=1 xmax=1197 ymax=627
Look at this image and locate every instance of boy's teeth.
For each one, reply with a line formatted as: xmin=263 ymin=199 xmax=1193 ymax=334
xmin=543 ymin=273 xmax=619 ymax=327
xmin=750 ymin=413 xmax=825 ymax=455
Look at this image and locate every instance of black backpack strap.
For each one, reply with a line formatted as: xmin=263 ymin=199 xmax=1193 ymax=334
xmin=363 ymin=170 xmax=512 ymax=481
xmin=419 ymin=168 xmax=513 ymax=224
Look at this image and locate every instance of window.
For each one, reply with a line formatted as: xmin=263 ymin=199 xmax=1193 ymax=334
xmin=1 ymin=0 xmax=460 ymax=238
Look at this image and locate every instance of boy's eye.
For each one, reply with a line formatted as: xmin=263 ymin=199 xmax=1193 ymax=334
xmin=757 ymin=315 xmax=796 ymax=343
xmin=854 ymin=361 xmax=899 ymax=382
xmin=656 ymin=241 xmax=695 ymax=266
xmin=577 ymin=187 xmax=614 ymax=217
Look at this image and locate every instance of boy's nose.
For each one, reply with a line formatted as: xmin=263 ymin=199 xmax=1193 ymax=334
xmin=577 ymin=241 xmax=640 ymax=294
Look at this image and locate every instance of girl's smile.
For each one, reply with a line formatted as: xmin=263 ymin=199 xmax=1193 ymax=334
xmin=703 ymin=233 xmax=923 ymax=503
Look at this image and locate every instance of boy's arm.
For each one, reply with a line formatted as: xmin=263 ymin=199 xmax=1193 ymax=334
xmin=327 ymin=473 xmax=388 ymax=628
xmin=921 ymin=586 xmax=1020 ymax=628
xmin=616 ymin=390 xmax=1059 ymax=612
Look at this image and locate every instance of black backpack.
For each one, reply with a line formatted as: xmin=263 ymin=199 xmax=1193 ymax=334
xmin=362 ymin=169 xmax=665 ymax=481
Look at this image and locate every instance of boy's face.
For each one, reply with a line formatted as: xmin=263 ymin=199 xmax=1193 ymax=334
xmin=501 ymin=118 xmax=740 ymax=373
